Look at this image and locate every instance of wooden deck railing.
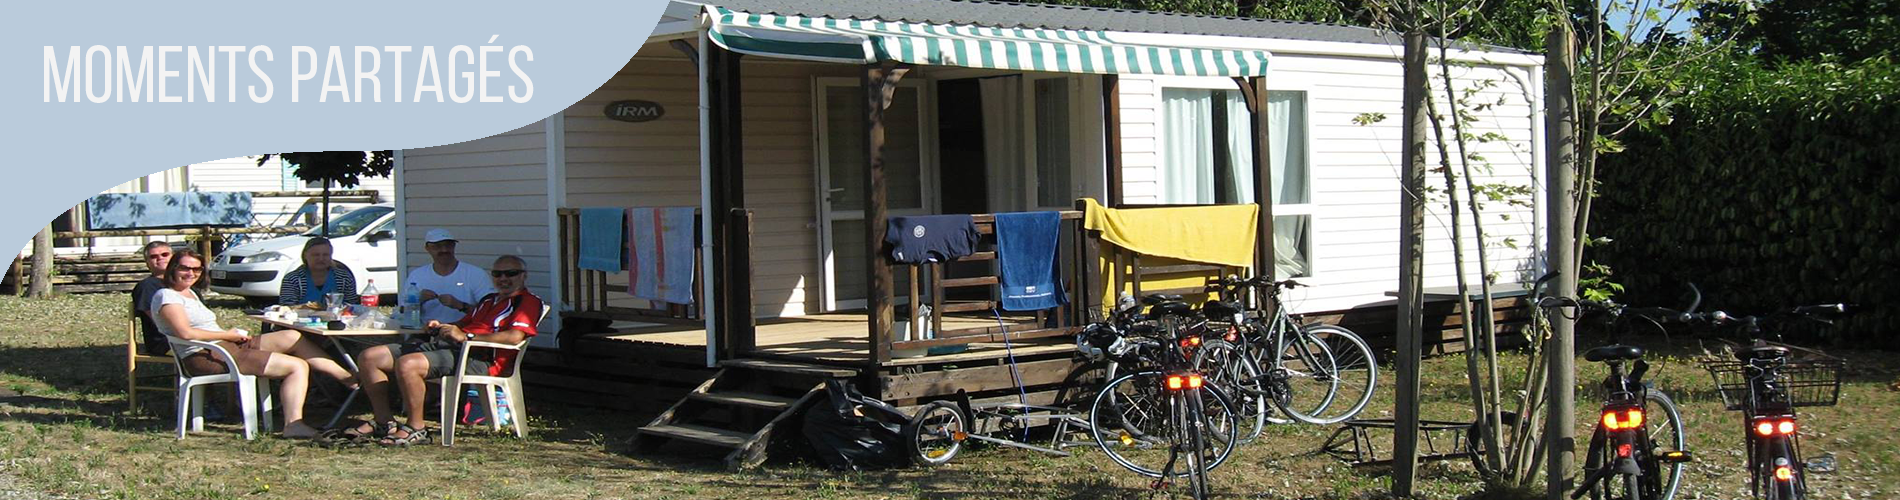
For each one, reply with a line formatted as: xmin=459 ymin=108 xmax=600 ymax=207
xmin=555 ymin=208 xmax=703 ymax=324
xmin=882 ymin=211 xmax=1091 ymax=353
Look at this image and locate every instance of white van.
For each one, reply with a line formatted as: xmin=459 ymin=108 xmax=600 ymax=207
xmin=209 ymin=204 xmax=399 ymax=306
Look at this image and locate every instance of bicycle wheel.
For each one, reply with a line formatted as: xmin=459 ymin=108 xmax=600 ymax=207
xmin=1274 ymin=325 xmax=1377 ymax=424
xmin=1180 ymin=391 xmax=1211 ymax=500
xmin=1194 ymin=339 xmax=1267 ymax=441
xmin=903 ymin=401 xmax=966 ymax=467
xmin=1090 ymin=372 xmax=1239 ymax=478
xmin=1643 ymin=391 xmax=1686 ymax=500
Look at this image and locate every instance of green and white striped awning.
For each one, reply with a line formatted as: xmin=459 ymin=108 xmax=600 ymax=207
xmin=703 ymin=7 xmax=1271 ymax=77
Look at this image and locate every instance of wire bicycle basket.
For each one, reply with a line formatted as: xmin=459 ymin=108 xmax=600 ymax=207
xmin=1699 ymin=357 xmax=1843 ymax=411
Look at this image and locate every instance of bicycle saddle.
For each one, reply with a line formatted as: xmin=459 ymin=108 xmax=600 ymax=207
xmin=1584 ymin=344 xmax=1644 ymax=362
xmin=1201 ymin=300 xmax=1243 ymax=319
xmin=1735 ymin=344 xmax=1790 ymax=361
xmin=1149 ymin=300 xmax=1195 ymax=318
xmin=1141 ymin=294 xmax=1184 ymax=305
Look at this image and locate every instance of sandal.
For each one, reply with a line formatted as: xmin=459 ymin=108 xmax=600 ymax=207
xmin=377 ymin=423 xmax=431 ymax=447
xmin=316 ymin=421 xmax=383 ymax=448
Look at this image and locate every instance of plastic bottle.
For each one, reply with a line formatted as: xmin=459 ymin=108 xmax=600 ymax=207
xmin=401 ymin=284 xmax=422 ymax=328
xmin=360 ymin=280 xmax=381 ymax=307
xmin=494 ymin=388 xmax=513 ymax=426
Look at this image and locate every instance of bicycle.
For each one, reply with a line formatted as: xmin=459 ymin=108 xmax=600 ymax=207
xmin=1697 ymin=303 xmax=1847 ymax=500
xmin=1193 ymin=275 xmax=1377 ymax=435
xmin=1085 ymin=293 xmax=1240 ymax=499
xmin=1540 ymin=293 xmax=1694 ymax=500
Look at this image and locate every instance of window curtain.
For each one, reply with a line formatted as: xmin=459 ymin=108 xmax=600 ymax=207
xmin=981 ymin=76 xmax=1024 ymax=213
xmin=1267 ymin=91 xmax=1308 ymax=205
xmin=1222 ymin=92 xmax=1254 ymax=204
xmin=1161 ymin=89 xmax=1213 ymax=204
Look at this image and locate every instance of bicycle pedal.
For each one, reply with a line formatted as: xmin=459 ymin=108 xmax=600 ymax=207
xmin=1149 ymin=479 xmax=1170 ymax=490
xmin=1657 ymin=450 xmax=1693 ymax=463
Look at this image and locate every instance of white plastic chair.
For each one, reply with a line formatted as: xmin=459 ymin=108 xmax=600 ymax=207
xmin=439 ymin=304 xmax=549 ymax=446
xmin=165 ymin=337 xmax=275 ymax=440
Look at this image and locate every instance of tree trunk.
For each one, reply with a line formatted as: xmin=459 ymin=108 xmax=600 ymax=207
xmin=1392 ymin=28 xmax=1430 ymax=499
xmin=29 ymin=224 xmax=53 ymax=298
xmin=1545 ymin=25 xmax=1582 ymax=500
xmin=320 ymin=181 xmax=333 ymax=237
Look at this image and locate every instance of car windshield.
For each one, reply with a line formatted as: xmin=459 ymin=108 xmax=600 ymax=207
xmin=302 ymin=206 xmax=392 ymax=236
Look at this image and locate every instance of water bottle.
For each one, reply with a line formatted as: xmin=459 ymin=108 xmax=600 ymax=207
xmin=401 ymin=284 xmax=422 ymax=328
xmin=360 ymin=280 xmax=380 ymax=307
xmin=494 ymin=388 xmax=513 ymax=426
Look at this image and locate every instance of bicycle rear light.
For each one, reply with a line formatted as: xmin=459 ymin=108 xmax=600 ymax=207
xmin=1224 ymin=327 xmax=1238 ymax=342
xmin=1754 ymin=418 xmax=1797 ymax=436
xmin=1600 ymin=408 xmax=1644 ymax=430
xmin=1616 ymin=443 xmax=1633 ymax=458
xmin=1774 ymin=465 xmax=1795 ymax=481
xmin=1178 ymin=336 xmax=1202 ymax=348
xmin=1164 ymin=373 xmax=1203 ymax=391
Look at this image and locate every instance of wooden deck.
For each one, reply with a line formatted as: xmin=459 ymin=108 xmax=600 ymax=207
xmin=600 ymin=312 xmax=1075 ymax=366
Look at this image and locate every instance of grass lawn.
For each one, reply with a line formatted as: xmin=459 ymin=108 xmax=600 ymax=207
xmin=1 ymin=292 xmax=1896 ymax=499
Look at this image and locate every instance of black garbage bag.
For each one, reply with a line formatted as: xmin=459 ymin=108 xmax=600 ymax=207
xmin=802 ymin=379 xmax=911 ymax=471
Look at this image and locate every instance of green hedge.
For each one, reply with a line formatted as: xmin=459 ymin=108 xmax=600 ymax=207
xmin=1593 ymin=57 xmax=1900 ymax=346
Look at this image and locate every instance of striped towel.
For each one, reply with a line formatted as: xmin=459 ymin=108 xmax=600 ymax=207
xmin=577 ymin=208 xmax=625 ymax=272
xmin=627 ymin=207 xmax=696 ymax=305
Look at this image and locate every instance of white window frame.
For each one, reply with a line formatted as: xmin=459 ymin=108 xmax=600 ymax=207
xmin=810 ymin=76 xmax=938 ymax=311
xmin=1149 ymin=76 xmax=1319 ymax=278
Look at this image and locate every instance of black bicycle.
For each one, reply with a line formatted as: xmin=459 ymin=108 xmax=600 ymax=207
xmin=1697 ymin=304 xmax=1847 ymax=500
xmin=1542 ymin=293 xmax=1694 ymax=500
xmin=1193 ymin=275 xmax=1377 ymax=438
xmin=1085 ymin=293 xmax=1240 ymax=500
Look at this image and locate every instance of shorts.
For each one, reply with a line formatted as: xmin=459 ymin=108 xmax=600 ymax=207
xmin=180 ymin=340 xmax=272 ymax=377
xmin=386 ymin=338 xmax=491 ymax=378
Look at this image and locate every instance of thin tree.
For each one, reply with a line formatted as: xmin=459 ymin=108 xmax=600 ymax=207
xmin=256 ymin=152 xmax=393 ymax=236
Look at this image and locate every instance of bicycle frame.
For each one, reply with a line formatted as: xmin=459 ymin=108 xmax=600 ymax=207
xmin=1741 ymin=356 xmax=1806 ymax=499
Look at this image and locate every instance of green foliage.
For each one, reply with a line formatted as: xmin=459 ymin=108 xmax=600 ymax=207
xmin=1593 ymin=55 xmax=1900 ymax=346
xmin=256 ymin=151 xmax=393 ymax=188
xmin=1699 ymin=0 xmax=1899 ymax=63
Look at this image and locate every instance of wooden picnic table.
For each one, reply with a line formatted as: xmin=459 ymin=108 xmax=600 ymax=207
xmin=249 ymin=314 xmax=423 ymax=429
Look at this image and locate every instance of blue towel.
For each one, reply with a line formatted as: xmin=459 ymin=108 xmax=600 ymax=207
xmin=87 ymin=192 xmax=253 ymax=229
xmin=995 ymin=211 xmax=1065 ymax=311
xmin=628 ymin=207 xmax=697 ymax=305
xmin=578 ymin=208 xmax=625 ymax=272
xmin=885 ymin=214 xmax=980 ymax=264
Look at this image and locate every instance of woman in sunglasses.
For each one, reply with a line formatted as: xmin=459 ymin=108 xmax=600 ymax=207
xmin=150 ymin=250 xmax=330 ymax=438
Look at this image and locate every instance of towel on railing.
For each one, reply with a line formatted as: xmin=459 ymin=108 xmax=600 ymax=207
xmin=995 ymin=211 xmax=1066 ymax=311
xmin=1078 ymin=197 xmax=1256 ymax=268
xmin=628 ymin=207 xmax=696 ymax=305
xmin=577 ymin=208 xmax=625 ymax=273
xmin=87 ymin=192 xmax=253 ymax=229
xmin=884 ymin=214 xmax=980 ymax=264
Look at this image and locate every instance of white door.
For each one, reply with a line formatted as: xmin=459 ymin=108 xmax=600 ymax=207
xmin=813 ymin=78 xmax=935 ymax=311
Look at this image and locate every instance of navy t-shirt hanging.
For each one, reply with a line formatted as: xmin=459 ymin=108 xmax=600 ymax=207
xmin=884 ymin=215 xmax=980 ymax=264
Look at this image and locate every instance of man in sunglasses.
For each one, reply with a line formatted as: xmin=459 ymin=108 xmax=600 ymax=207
xmin=129 ymin=241 xmax=175 ymax=355
xmin=352 ymin=255 xmax=543 ymax=446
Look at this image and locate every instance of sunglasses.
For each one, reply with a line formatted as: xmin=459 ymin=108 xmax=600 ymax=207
xmin=491 ymin=269 xmax=525 ymax=278
xmin=176 ymin=266 xmax=204 ymax=273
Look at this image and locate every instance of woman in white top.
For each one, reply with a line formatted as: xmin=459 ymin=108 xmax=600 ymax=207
xmin=153 ymin=250 xmax=340 ymax=438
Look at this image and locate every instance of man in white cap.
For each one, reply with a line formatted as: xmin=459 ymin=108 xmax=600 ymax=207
xmin=404 ymin=229 xmax=493 ymax=324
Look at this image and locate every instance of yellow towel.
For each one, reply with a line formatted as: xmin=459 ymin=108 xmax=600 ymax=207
xmin=1079 ymin=198 xmax=1257 ymax=268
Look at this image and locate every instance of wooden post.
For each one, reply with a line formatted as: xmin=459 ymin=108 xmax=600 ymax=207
xmin=864 ymin=61 xmax=910 ymax=375
xmin=1545 ymin=25 xmax=1581 ymax=500
xmin=1101 ymin=75 xmax=1124 ymax=207
xmin=1243 ymin=76 xmax=1276 ymax=282
xmin=1393 ymin=29 xmax=1430 ymax=498
xmin=706 ymin=44 xmax=753 ymax=361
xmin=28 ymin=224 xmax=51 ymax=298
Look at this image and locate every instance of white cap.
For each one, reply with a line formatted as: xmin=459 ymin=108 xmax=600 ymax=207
xmin=424 ymin=228 xmax=457 ymax=243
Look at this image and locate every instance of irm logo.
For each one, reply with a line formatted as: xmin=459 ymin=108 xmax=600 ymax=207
xmin=604 ymin=100 xmax=665 ymax=122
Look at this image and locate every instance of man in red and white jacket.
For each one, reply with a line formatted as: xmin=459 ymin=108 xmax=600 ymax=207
xmin=349 ymin=254 xmax=543 ymax=446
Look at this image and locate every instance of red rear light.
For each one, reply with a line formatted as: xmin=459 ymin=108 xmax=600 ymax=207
xmin=1755 ymin=421 xmax=1776 ymax=437
xmin=1602 ymin=412 xmax=1620 ymax=430
xmin=1166 ymin=375 xmax=1184 ymax=390
xmin=1777 ymin=420 xmax=1796 ymax=435
xmin=1616 ymin=443 xmax=1632 ymax=458
xmin=1165 ymin=373 xmax=1202 ymax=391
xmin=1755 ymin=418 xmax=1798 ymax=436
xmin=1224 ymin=327 xmax=1238 ymax=342
xmin=1187 ymin=374 xmax=1203 ymax=389
xmin=1775 ymin=466 xmax=1795 ymax=481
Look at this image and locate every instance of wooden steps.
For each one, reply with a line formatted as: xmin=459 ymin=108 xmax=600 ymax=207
xmin=632 ymin=358 xmax=852 ymax=469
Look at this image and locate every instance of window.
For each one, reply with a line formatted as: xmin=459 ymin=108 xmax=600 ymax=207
xmin=1033 ymin=78 xmax=1073 ymax=208
xmin=1159 ymin=87 xmax=1313 ymax=277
